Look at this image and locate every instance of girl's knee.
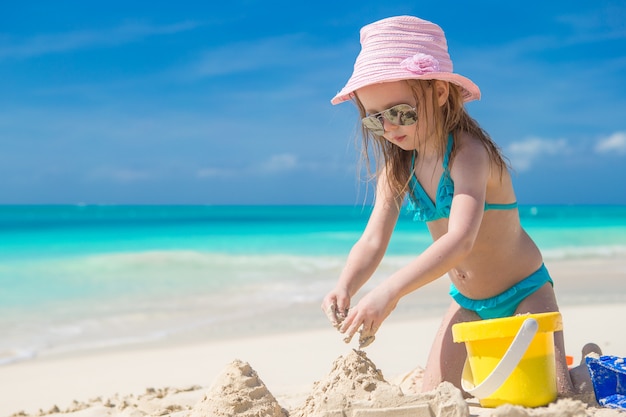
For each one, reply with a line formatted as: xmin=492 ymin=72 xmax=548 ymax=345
xmin=422 ymin=303 xmax=478 ymax=392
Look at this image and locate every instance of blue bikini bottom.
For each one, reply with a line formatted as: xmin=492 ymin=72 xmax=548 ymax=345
xmin=449 ymin=264 xmax=553 ymax=320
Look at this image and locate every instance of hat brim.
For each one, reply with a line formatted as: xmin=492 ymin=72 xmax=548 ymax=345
xmin=331 ymin=71 xmax=480 ymax=105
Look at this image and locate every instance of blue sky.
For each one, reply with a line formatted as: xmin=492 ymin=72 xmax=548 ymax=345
xmin=1 ymin=1 xmax=625 ymax=205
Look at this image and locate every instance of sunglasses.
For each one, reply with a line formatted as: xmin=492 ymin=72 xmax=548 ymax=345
xmin=361 ymin=104 xmax=417 ymax=136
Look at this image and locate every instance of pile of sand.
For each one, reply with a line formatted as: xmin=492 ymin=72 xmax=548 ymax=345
xmin=290 ymin=349 xmax=468 ymax=417
xmin=185 ymin=349 xmax=467 ymax=417
xmin=189 ymin=359 xmax=287 ymax=417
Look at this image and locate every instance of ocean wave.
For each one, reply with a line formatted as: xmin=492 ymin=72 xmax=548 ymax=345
xmin=0 ymin=348 xmax=37 ymax=366
xmin=52 ymin=250 xmax=347 ymax=272
xmin=541 ymin=245 xmax=626 ymax=260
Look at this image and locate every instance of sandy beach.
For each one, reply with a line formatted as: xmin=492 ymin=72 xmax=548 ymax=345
xmin=2 ymin=257 xmax=625 ymax=417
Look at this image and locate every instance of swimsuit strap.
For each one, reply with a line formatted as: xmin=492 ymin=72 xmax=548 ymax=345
xmin=410 ymin=133 xmax=453 ymax=172
xmin=485 ymin=202 xmax=519 ymax=210
xmin=442 ymin=133 xmax=454 ymax=170
xmin=407 ymin=134 xmax=455 ymax=222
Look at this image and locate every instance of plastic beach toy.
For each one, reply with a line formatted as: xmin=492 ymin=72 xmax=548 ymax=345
xmin=586 ymin=355 xmax=626 ymax=410
xmin=452 ymin=312 xmax=562 ymax=407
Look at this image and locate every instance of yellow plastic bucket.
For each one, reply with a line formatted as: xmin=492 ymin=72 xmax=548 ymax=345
xmin=452 ymin=312 xmax=562 ymax=408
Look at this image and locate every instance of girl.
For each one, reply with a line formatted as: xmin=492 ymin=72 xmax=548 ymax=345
xmin=321 ymin=15 xmax=581 ymax=396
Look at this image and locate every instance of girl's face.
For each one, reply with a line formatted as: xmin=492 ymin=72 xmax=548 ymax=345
xmin=356 ymin=80 xmax=446 ymax=151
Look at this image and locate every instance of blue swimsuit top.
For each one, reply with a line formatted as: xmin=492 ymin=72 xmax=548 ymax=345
xmin=407 ymin=134 xmax=518 ymax=222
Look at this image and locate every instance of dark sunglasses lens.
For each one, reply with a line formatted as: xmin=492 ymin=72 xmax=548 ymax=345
xmin=362 ymin=116 xmax=384 ymax=135
xmin=362 ymin=104 xmax=416 ymax=135
xmin=384 ymin=104 xmax=417 ymax=125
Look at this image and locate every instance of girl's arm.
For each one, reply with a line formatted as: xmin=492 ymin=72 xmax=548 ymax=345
xmin=340 ymin=134 xmax=490 ymax=338
xmin=321 ymin=169 xmax=402 ymax=325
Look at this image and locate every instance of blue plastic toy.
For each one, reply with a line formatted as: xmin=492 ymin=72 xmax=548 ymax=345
xmin=586 ymin=355 xmax=626 ymax=410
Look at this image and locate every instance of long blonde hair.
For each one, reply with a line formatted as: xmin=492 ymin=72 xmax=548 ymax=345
xmin=354 ymin=80 xmax=508 ymax=203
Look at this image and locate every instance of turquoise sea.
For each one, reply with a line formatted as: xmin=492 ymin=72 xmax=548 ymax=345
xmin=1 ymin=205 xmax=625 ymax=365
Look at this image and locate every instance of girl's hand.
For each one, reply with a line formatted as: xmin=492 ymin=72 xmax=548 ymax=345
xmin=339 ymin=284 xmax=398 ymax=346
xmin=321 ymin=287 xmax=350 ymax=328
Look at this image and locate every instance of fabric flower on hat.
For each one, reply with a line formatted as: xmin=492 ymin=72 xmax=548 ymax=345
xmin=400 ymin=53 xmax=440 ymax=75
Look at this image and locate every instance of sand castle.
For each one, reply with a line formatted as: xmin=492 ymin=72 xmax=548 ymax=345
xmin=190 ymin=359 xmax=287 ymax=417
xmin=195 ymin=349 xmax=468 ymax=417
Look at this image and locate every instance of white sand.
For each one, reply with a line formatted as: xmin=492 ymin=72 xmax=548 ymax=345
xmin=1 ymin=259 xmax=626 ymax=417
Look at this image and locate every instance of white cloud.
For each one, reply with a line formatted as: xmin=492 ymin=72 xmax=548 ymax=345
xmin=556 ymin=5 xmax=626 ymax=42
xmin=181 ymin=34 xmax=351 ymax=80
xmin=0 ymin=21 xmax=200 ymax=59
xmin=196 ymin=154 xmax=299 ymax=180
xmin=594 ymin=132 xmax=626 ymax=154
xmin=259 ymin=154 xmax=298 ymax=172
xmin=506 ymin=137 xmax=570 ymax=172
xmin=184 ymin=35 xmax=305 ymax=79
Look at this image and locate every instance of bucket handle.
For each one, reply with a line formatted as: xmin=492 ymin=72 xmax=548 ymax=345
xmin=461 ymin=317 xmax=539 ymax=399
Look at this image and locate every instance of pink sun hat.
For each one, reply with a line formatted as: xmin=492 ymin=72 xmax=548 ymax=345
xmin=331 ymin=16 xmax=480 ymax=105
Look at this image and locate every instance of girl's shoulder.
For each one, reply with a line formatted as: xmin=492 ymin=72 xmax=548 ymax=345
xmin=451 ymin=131 xmax=491 ymax=164
xmin=451 ymin=128 xmax=509 ymax=175
xmin=453 ymin=130 xmax=484 ymax=147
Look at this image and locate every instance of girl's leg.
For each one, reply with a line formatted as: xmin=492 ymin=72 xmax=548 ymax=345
xmin=570 ymin=342 xmax=602 ymax=401
xmin=421 ymin=301 xmax=480 ymax=393
xmin=514 ymin=282 xmax=575 ymax=396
